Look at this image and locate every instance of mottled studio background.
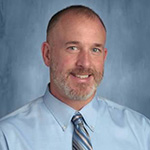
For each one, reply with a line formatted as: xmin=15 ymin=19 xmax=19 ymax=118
xmin=0 ymin=0 xmax=150 ymax=119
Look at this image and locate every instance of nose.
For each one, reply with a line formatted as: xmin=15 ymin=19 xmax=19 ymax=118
xmin=76 ymin=50 xmax=91 ymax=68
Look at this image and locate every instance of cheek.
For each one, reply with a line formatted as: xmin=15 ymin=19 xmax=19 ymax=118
xmin=94 ymin=61 xmax=105 ymax=73
xmin=56 ymin=55 xmax=75 ymax=72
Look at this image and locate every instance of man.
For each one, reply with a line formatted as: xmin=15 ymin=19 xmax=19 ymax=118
xmin=0 ymin=5 xmax=150 ymax=150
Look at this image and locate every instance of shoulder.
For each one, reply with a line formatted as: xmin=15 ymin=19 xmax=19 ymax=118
xmin=0 ymin=96 xmax=44 ymax=128
xmin=97 ymin=96 xmax=150 ymax=129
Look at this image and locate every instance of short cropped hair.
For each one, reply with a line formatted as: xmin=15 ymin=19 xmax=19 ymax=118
xmin=46 ymin=5 xmax=106 ymax=39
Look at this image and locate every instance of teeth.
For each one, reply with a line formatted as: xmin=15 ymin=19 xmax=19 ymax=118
xmin=75 ymin=75 xmax=89 ymax=79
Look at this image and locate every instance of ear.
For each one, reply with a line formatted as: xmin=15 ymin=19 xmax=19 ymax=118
xmin=103 ymin=48 xmax=107 ymax=61
xmin=41 ymin=42 xmax=51 ymax=67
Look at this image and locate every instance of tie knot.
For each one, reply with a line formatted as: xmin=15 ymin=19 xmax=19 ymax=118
xmin=71 ymin=113 xmax=84 ymax=126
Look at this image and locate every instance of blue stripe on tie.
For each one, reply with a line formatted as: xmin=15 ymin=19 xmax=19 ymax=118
xmin=72 ymin=113 xmax=93 ymax=150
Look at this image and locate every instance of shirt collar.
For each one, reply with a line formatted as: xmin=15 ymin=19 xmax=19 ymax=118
xmin=43 ymin=85 xmax=99 ymax=132
xmin=79 ymin=93 xmax=99 ymax=132
xmin=43 ymin=86 xmax=75 ymax=131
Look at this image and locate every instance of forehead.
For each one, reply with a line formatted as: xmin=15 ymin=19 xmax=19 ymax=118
xmin=60 ymin=12 xmax=104 ymax=29
xmin=50 ymin=12 xmax=106 ymax=45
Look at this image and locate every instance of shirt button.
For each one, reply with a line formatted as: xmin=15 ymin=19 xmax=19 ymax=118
xmin=62 ymin=126 xmax=66 ymax=131
xmin=90 ymin=126 xmax=94 ymax=131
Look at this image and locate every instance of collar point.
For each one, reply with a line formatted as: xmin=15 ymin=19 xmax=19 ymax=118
xmin=62 ymin=125 xmax=67 ymax=131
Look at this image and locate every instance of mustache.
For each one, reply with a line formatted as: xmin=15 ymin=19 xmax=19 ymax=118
xmin=70 ymin=68 xmax=94 ymax=75
xmin=69 ymin=67 xmax=104 ymax=83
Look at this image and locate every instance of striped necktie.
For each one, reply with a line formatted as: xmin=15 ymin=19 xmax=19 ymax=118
xmin=71 ymin=113 xmax=93 ymax=150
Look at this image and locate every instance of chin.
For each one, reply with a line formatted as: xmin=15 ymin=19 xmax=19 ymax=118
xmin=67 ymin=85 xmax=96 ymax=101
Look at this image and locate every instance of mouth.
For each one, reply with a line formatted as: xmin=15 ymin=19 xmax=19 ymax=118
xmin=70 ymin=73 xmax=92 ymax=81
xmin=74 ymin=74 xmax=90 ymax=79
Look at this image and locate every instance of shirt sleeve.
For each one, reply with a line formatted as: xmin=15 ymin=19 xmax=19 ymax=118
xmin=147 ymin=134 xmax=150 ymax=150
xmin=145 ymin=119 xmax=150 ymax=150
xmin=0 ymin=128 xmax=9 ymax=150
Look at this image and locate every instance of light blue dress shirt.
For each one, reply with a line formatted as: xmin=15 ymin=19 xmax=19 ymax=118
xmin=0 ymin=86 xmax=150 ymax=150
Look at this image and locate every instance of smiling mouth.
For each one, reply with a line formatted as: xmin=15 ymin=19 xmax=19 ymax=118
xmin=75 ymin=75 xmax=89 ymax=79
xmin=71 ymin=73 xmax=92 ymax=79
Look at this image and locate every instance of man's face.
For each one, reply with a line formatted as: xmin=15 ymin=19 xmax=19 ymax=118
xmin=48 ymin=14 xmax=107 ymax=101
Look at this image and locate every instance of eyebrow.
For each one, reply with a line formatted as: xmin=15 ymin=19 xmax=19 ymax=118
xmin=65 ymin=41 xmax=80 ymax=45
xmin=94 ymin=43 xmax=104 ymax=49
xmin=65 ymin=41 xmax=104 ymax=48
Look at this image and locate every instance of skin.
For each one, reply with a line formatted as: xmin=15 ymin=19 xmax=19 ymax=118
xmin=41 ymin=12 xmax=107 ymax=110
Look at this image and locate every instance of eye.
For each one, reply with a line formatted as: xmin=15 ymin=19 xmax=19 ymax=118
xmin=68 ymin=46 xmax=78 ymax=51
xmin=92 ymin=48 xmax=101 ymax=53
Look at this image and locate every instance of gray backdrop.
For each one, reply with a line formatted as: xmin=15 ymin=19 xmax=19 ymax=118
xmin=0 ymin=0 xmax=150 ymax=119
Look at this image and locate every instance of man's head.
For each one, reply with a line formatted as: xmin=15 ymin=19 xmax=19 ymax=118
xmin=46 ymin=5 xmax=106 ymax=42
xmin=42 ymin=5 xmax=107 ymax=104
